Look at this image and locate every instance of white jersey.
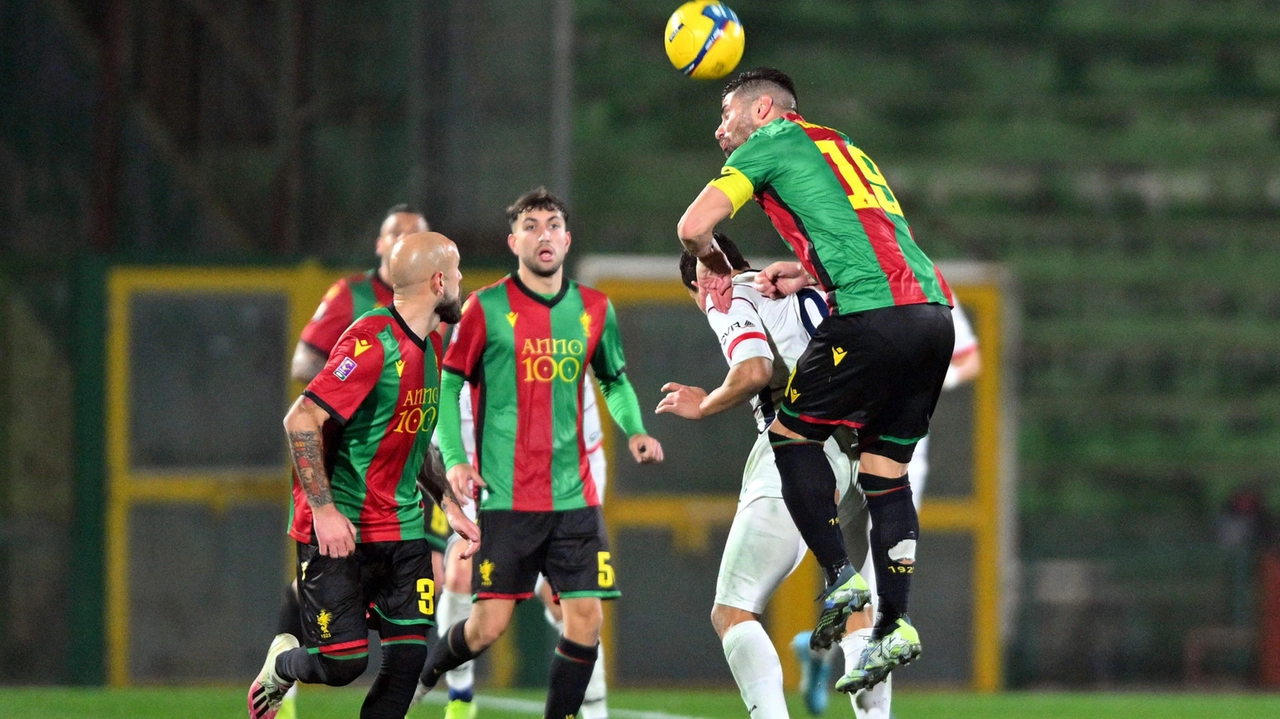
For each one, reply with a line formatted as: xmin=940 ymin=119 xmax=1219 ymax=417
xmin=702 ymin=275 xmax=852 ymax=505
xmin=703 ymin=274 xmax=830 ymax=433
xmin=433 ymin=375 xmax=607 ymax=522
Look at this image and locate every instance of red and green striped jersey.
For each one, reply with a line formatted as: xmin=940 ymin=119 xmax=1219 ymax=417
xmin=299 ymin=269 xmax=395 ymax=355
xmin=439 ymin=275 xmax=645 ymax=512
xmin=289 ymin=306 xmax=443 ymax=544
xmin=709 ymin=113 xmax=953 ymax=315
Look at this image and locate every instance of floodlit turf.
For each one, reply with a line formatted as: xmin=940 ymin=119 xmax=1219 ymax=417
xmin=1 ymin=687 xmax=1278 ymax=719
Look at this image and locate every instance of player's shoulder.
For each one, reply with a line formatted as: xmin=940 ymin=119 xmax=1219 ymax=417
xmin=571 ymin=279 xmax=609 ymax=303
xmin=474 ymin=275 xmax=512 ymax=297
xmin=344 ymin=308 xmax=395 ymax=339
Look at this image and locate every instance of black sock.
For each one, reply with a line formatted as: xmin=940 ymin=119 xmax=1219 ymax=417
xmin=277 ymin=584 xmax=303 ymax=638
xmin=769 ymin=432 xmax=849 ymax=584
xmin=276 ymin=646 xmax=367 ymax=686
xmin=860 ymin=471 xmax=918 ymax=631
xmin=419 ymin=621 xmax=481 ymax=689
xmin=545 ymin=637 xmax=598 ymax=719
xmin=361 ymin=641 xmax=429 ymax=719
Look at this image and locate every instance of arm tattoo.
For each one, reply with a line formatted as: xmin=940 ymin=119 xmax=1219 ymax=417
xmin=289 ymin=430 xmax=333 ymax=508
xmin=417 ymin=444 xmax=463 ymax=509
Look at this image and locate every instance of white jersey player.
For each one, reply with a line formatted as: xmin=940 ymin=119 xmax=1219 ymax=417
xmin=421 ymin=374 xmax=609 ymax=719
xmin=657 ymin=238 xmax=885 ymax=719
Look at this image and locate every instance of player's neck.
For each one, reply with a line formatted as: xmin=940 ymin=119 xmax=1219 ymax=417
xmin=517 ymin=265 xmax=563 ymax=297
xmin=392 ymin=297 xmax=438 ymax=340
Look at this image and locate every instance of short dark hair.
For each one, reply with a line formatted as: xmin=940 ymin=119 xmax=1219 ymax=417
xmin=506 ymin=187 xmax=568 ymax=226
xmin=722 ymin=67 xmax=798 ymax=112
xmin=385 ymin=203 xmax=423 ymax=220
xmin=679 ymin=232 xmax=750 ymax=291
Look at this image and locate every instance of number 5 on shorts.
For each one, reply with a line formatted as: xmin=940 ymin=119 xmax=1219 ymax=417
xmin=597 ymin=551 xmax=615 ymax=588
xmin=417 ymin=577 xmax=435 ymax=616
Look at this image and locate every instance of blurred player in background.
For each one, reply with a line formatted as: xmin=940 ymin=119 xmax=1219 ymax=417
xmin=423 ymin=376 xmax=611 ymax=719
xmin=659 ymin=235 xmax=885 ymax=719
xmin=677 ymin=67 xmax=955 ymax=691
xmin=249 ymin=232 xmax=480 ymax=719
xmin=276 ymin=204 xmax=442 ymax=719
xmin=415 ymin=188 xmax=663 ymax=719
xmin=791 ymin=299 xmax=981 ymax=717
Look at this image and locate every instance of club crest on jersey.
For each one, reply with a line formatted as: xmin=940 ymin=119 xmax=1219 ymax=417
xmin=317 ymin=609 xmax=333 ymax=639
xmin=354 ymin=338 xmax=373 ymax=357
xmin=579 ymin=311 xmax=592 ymax=337
xmin=333 ymin=357 xmax=358 ymax=381
xmin=832 ymin=347 xmax=847 ymax=366
xmin=506 ymin=311 xmax=518 ymax=327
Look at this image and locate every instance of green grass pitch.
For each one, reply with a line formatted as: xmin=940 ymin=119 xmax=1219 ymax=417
xmin=1 ymin=687 xmax=1278 ymax=719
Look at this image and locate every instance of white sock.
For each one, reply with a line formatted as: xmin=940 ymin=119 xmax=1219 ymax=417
xmin=580 ymin=644 xmax=608 ymax=719
xmin=722 ymin=621 xmax=789 ymax=719
xmin=841 ymin=629 xmax=891 ymax=719
xmin=438 ymin=589 xmax=475 ymax=692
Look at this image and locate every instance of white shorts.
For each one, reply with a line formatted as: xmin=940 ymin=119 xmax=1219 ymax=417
xmin=714 ymin=496 xmax=807 ymax=615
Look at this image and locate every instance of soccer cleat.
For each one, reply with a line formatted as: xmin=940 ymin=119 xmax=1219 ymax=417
xmin=791 ymin=631 xmax=830 ymax=715
xmin=248 ymin=633 xmax=299 ymax=719
xmin=443 ymin=698 xmax=478 ymax=719
xmin=809 ymin=565 xmax=871 ymax=651
xmin=835 ymin=617 xmax=921 ymax=694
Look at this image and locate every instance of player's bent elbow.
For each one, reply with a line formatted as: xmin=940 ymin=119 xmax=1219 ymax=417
xmin=676 ymin=211 xmax=710 ymax=246
xmin=740 ymin=357 xmax=773 ymax=393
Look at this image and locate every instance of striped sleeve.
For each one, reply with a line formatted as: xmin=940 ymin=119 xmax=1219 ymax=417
xmin=703 ymin=287 xmax=772 ymax=367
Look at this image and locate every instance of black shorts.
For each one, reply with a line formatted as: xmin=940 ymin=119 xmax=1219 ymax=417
xmin=295 ymin=539 xmax=435 ymax=660
xmin=472 ymin=506 xmax=620 ymax=601
xmin=424 ymin=501 xmax=451 ymax=552
xmin=777 ymin=303 xmax=955 ymax=461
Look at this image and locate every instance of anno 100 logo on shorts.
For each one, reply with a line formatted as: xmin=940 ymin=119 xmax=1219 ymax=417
xmin=521 ymin=338 xmax=585 ymax=384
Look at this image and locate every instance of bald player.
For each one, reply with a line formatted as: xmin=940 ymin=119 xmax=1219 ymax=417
xmin=249 ymin=232 xmax=481 ymax=719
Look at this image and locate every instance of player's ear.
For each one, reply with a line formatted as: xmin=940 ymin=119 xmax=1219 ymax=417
xmin=507 ymin=233 xmax=517 ymax=255
xmin=563 ymin=230 xmax=572 ymax=250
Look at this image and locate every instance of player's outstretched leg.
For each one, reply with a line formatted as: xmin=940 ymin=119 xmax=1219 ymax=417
xmin=540 ymin=578 xmax=609 ymax=719
xmin=419 ymin=621 xmax=483 ymax=694
xmin=838 ymin=471 xmax=922 ymax=692
xmin=248 ymin=633 xmax=299 ymax=719
xmin=546 ymin=597 xmax=603 ymax=719
xmin=768 ymin=433 xmax=872 ymax=649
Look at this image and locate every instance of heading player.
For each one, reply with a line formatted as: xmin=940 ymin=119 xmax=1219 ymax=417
xmin=676 ymin=67 xmax=956 ymax=691
xmin=415 ymin=188 xmax=663 ymax=719
xmin=248 ymin=232 xmax=480 ymax=719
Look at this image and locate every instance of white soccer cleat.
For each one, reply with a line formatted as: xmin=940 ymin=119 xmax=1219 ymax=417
xmin=248 ymin=633 xmax=299 ymax=719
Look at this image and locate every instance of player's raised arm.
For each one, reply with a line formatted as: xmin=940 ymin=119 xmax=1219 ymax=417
xmin=591 ymin=300 xmax=663 ymax=464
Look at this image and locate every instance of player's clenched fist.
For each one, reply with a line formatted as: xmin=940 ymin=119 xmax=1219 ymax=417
xmin=446 ymin=463 xmax=487 ymax=507
xmin=656 ymin=382 xmax=710 ymax=420
xmin=755 ymin=261 xmax=813 ymax=298
xmin=313 ymin=504 xmax=357 ymax=558
xmin=628 ymin=434 xmax=664 ymax=464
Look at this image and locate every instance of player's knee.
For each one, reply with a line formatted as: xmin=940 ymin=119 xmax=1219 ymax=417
xmin=710 ymin=603 xmax=753 ymax=639
xmin=466 ymin=614 xmax=509 ymax=650
xmin=863 ymin=439 xmax=916 ymax=465
xmin=561 ymin=598 xmax=603 ymax=644
xmin=317 ymin=654 xmax=367 ymax=686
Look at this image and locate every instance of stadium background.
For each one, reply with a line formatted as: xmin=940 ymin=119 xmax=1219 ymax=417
xmin=1 ymin=0 xmax=1279 ymax=708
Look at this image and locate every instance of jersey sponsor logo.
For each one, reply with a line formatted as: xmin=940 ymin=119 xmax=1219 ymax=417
xmin=333 ymin=356 xmax=358 ymax=381
xmin=393 ymin=387 xmax=440 ymax=434
xmin=505 ymin=311 xmax=518 ymax=327
xmin=521 ymin=338 xmax=586 ymax=384
xmin=479 ymin=559 xmax=495 ymax=587
xmin=317 ymin=609 xmax=334 ymax=639
xmin=395 ymin=359 xmax=406 ymax=377
xmin=354 ymin=339 xmax=373 ymax=357
xmin=832 ymin=347 xmax=847 ymax=366
xmin=718 ymin=319 xmax=756 ymax=345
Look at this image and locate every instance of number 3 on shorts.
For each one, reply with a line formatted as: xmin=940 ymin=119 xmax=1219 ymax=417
xmin=416 ymin=577 xmax=435 ymax=616
xmin=597 ymin=552 xmax=615 ymax=588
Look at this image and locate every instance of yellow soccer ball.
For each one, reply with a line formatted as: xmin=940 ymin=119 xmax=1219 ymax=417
xmin=664 ymin=1 xmax=744 ymax=80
